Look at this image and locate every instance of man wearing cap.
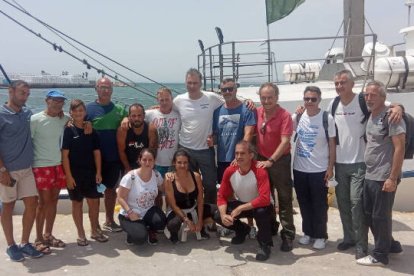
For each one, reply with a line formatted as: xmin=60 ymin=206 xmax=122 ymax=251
xmin=0 ymin=80 xmax=43 ymax=261
xmin=87 ymin=77 xmax=127 ymax=232
xmin=31 ymin=89 xmax=70 ymax=252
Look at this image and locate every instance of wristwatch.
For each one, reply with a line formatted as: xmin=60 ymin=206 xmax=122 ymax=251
xmin=0 ymin=167 xmax=6 ymax=173
xmin=267 ymin=158 xmax=275 ymax=163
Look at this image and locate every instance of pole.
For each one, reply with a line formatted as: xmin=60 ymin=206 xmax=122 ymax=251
xmin=267 ymin=25 xmax=272 ymax=82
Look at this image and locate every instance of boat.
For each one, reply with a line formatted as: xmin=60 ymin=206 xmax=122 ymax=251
xmin=197 ymin=0 xmax=414 ymax=212
xmin=0 ymin=70 xmax=95 ymax=88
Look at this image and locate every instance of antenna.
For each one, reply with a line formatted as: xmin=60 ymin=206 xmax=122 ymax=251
xmin=406 ymin=0 xmax=414 ymax=26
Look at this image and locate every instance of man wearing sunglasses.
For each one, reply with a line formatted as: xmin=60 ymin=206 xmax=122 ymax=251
xmin=256 ymin=82 xmax=295 ymax=252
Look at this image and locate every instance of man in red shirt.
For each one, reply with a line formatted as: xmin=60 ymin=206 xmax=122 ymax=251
xmin=215 ymin=141 xmax=273 ymax=261
xmin=256 ymin=82 xmax=295 ymax=252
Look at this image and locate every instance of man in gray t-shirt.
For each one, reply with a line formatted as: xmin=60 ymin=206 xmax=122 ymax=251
xmin=356 ymin=81 xmax=406 ymax=267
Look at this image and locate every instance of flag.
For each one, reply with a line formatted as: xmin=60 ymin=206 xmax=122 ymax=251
xmin=265 ymin=0 xmax=305 ymax=25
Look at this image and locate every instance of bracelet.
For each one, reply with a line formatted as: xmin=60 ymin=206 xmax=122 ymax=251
xmin=126 ymin=209 xmax=133 ymax=215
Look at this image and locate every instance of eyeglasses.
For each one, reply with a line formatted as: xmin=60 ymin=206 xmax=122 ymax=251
xmin=260 ymin=121 xmax=266 ymax=135
xmin=303 ymin=97 xmax=318 ymax=103
xmin=334 ymin=80 xmax=347 ymax=87
xmin=220 ymin=87 xmax=235 ymax=93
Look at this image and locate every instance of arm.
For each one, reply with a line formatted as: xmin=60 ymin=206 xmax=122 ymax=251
xmin=325 ymin=137 xmax=336 ymax=184
xmin=194 ymin=173 xmax=204 ymax=232
xmin=93 ymin=149 xmax=102 ymax=184
xmin=243 ymin=125 xmax=255 ymax=142
xmin=117 ymin=185 xmax=139 ymax=221
xmin=116 ymin=126 xmax=131 ymax=172
xmin=148 ymin=122 xmax=158 ymax=155
xmin=383 ymin=133 xmax=405 ymax=192
xmin=0 ymin=158 xmax=12 ymax=187
xmin=62 ymin=149 xmax=76 ymax=190
xmin=257 ymin=135 xmax=291 ymax=169
xmin=217 ymin=168 xmax=235 ymax=226
xmin=388 ymin=103 xmax=404 ymax=124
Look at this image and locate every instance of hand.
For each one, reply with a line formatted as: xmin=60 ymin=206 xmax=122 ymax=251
xmin=83 ymin=121 xmax=93 ymax=135
xmin=185 ymin=219 xmax=196 ymax=232
xmin=230 ymin=158 xmax=238 ymax=167
xmin=382 ymin=178 xmax=397 ymax=192
xmin=206 ymin=134 xmax=214 ymax=147
xmin=120 ymin=117 xmax=130 ymax=131
xmin=66 ymin=176 xmax=76 ymax=190
xmin=165 ymin=172 xmax=175 ymax=182
xmin=388 ymin=105 xmax=403 ymax=124
xmin=295 ymin=105 xmax=305 ymax=115
xmin=96 ymin=174 xmax=102 ymax=184
xmin=256 ymin=160 xmax=272 ymax=168
xmin=128 ymin=212 xmax=140 ymax=221
xmin=244 ymin=99 xmax=256 ymax=111
xmin=230 ymin=207 xmax=242 ymax=219
xmin=221 ymin=214 xmax=234 ymax=227
xmin=194 ymin=221 xmax=203 ymax=232
xmin=58 ymin=110 xmax=64 ymax=119
xmin=324 ymin=169 xmax=334 ymax=187
xmin=0 ymin=170 xmax=12 ymax=187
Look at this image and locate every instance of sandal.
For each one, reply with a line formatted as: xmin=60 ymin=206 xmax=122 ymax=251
xmin=34 ymin=239 xmax=52 ymax=255
xmin=91 ymin=232 xmax=109 ymax=243
xmin=43 ymin=234 xmax=66 ymax=248
xmin=77 ymin=238 xmax=89 ymax=246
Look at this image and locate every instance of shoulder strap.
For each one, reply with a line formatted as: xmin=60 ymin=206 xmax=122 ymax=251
xmin=322 ymin=111 xmax=329 ymax=143
xmin=358 ymin=92 xmax=370 ymax=124
xmin=331 ymin=96 xmax=340 ymax=117
xmin=293 ymin=113 xmax=303 ymax=142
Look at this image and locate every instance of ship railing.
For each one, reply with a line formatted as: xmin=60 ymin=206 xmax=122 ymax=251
xmin=197 ymin=33 xmax=377 ymax=91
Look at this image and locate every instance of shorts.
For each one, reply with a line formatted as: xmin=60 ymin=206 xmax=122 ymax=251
xmin=0 ymin=167 xmax=38 ymax=203
xmin=102 ymin=161 xmax=122 ymax=189
xmin=68 ymin=169 xmax=102 ymax=202
xmin=33 ymin=165 xmax=66 ymax=190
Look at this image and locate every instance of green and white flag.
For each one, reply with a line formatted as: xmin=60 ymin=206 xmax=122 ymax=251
xmin=265 ymin=0 xmax=305 ymax=25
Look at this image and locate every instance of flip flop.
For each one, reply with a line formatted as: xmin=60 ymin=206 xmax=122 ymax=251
xmin=91 ymin=232 xmax=109 ymax=243
xmin=43 ymin=234 xmax=66 ymax=248
xmin=34 ymin=240 xmax=52 ymax=255
xmin=77 ymin=238 xmax=89 ymax=246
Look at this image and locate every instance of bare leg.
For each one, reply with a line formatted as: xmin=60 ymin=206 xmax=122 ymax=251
xmin=36 ymin=190 xmax=47 ymax=241
xmin=72 ymin=200 xmax=85 ymax=239
xmin=21 ymin=196 xmax=38 ymax=244
xmin=1 ymin=201 xmax=16 ymax=246
xmin=86 ymin=198 xmax=100 ymax=236
xmin=104 ymin=188 xmax=116 ymax=224
xmin=44 ymin=188 xmax=60 ymax=236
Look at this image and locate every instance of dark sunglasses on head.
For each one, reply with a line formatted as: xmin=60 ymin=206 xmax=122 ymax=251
xmin=260 ymin=121 xmax=266 ymax=135
xmin=303 ymin=97 xmax=318 ymax=103
xmin=221 ymin=87 xmax=235 ymax=93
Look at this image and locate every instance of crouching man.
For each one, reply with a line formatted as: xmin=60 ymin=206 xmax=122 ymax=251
xmin=357 ymin=81 xmax=406 ymax=266
xmin=214 ymin=141 xmax=273 ymax=261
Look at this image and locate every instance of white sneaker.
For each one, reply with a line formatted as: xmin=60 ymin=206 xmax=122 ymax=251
xmin=298 ymin=235 xmax=311 ymax=245
xmin=312 ymin=238 xmax=327 ymax=249
xmin=249 ymin=226 xmax=257 ymax=239
xmin=356 ymin=255 xmax=385 ymax=266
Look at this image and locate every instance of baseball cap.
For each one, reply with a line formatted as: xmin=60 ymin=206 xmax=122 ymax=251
xmin=46 ymin=89 xmax=67 ymax=100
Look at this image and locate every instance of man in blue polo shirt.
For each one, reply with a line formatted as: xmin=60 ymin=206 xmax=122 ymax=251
xmin=0 ymin=80 xmax=43 ymax=261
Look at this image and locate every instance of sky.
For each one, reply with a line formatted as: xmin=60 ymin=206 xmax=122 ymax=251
xmin=0 ymin=0 xmax=410 ymax=83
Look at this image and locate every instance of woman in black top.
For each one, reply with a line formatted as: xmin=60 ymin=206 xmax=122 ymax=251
xmin=165 ymin=149 xmax=216 ymax=243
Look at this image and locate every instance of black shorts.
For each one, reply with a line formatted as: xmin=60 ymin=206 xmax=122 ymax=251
xmin=68 ymin=169 xmax=102 ymax=201
xmin=102 ymin=161 xmax=122 ymax=189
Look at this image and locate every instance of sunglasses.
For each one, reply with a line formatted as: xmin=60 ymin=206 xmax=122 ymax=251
xmin=260 ymin=121 xmax=266 ymax=135
xmin=303 ymin=97 xmax=318 ymax=103
xmin=221 ymin=87 xmax=235 ymax=93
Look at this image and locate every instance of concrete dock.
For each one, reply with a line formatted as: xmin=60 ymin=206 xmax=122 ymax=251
xmin=1 ymin=207 xmax=413 ymax=275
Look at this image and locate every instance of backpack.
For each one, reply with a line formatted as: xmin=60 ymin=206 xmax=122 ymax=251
xmin=294 ymin=111 xmax=329 ymax=143
xmin=331 ymin=92 xmax=370 ymax=144
xmin=381 ymin=111 xmax=414 ymax=159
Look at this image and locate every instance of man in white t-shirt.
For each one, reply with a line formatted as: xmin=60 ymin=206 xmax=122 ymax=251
xmin=145 ymin=88 xmax=180 ymax=177
xmin=173 ymin=68 xmax=224 ymax=204
xmin=327 ymin=69 xmax=403 ymax=259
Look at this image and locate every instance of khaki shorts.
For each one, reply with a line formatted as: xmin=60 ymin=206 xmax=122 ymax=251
xmin=0 ymin=167 xmax=38 ymax=203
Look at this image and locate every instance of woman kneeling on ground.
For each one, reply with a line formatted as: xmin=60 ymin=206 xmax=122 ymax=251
xmin=62 ymin=99 xmax=108 ymax=246
xmin=165 ymin=149 xmax=216 ymax=244
xmin=117 ymin=148 xmax=166 ymax=245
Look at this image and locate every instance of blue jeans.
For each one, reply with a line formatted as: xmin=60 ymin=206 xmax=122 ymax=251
xmin=335 ymin=162 xmax=366 ymax=249
xmin=179 ymin=146 xmax=217 ymax=204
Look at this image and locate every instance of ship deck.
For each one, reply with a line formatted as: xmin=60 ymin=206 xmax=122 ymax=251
xmin=1 ymin=208 xmax=413 ymax=275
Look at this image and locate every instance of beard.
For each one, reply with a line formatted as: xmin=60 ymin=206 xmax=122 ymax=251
xmin=132 ymin=121 xmax=143 ymax=128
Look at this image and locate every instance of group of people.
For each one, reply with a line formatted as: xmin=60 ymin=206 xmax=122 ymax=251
xmin=0 ymin=67 xmax=406 ymax=266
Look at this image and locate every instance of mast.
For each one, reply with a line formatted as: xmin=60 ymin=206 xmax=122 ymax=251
xmin=344 ymin=0 xmax=364 ymax=61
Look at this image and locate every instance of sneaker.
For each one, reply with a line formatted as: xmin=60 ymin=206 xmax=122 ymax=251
xmin=337 ymin=241 xmax=355 ymax=251
xmin=147 ymin=230 xmax=158 ymax=245
xmin=312 ymin=239 xmax=327 ymax=250
xmin=231 ymin=225 xmax=250 ymax=245
xmin=125 ymin=235 xmax=134 ymax=246
xmin=218 ymin=226 xmax=232 ymax=237
xmin=20 ymin=243 xmax=43 ymax=258
xmin=200 ymin=228 xmax=210 ymax=240
xmin=249 ymin=226 xmax=257 ymax=239
xmin=170 ymin=233 xmax=179 ymax=244
xmin=102 ymin=221 xmax=123 ymax=232
xmin=256 ymin=244 xmax=271 ymax=261
xmin=355 ymin=247 xmax=368 ymax=259
xmin=356 ymin=255 xmax=385 ymax=266
xmin=6 ymin=244 xmax=24 ymax=262
xmin=298 ymin=235 xmax=311 ymax=245
xmin=390 ymin=240 xmax=403 ymax=254
xmin=280 ymin=239 xmax=293 ymax=252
